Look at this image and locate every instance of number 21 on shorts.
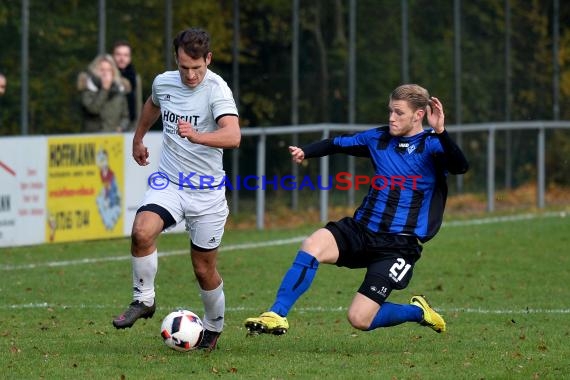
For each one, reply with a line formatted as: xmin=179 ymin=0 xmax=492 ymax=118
xmin=389 ymin=258 xmax=411 ymax=282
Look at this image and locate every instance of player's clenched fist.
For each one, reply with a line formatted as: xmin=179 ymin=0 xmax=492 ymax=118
xmin=177 ymin=119 xmax=199 ymax=143
xmin=132 ymin=140 xmax=150 ymax=166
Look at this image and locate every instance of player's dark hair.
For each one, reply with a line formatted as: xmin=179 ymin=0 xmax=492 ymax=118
xmin=173 ymin=28 xmax=210 ymax=60
xmin=390 ymin=84 xmax=430 ymax=112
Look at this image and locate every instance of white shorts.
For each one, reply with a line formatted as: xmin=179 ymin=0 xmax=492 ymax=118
xmin=139 ymin=183 xmax=229 ymax=250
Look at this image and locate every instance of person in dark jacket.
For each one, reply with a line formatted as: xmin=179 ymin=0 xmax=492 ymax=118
xmin=0 ymin=72 xmax=6 ymax=96
xmin=112 ymin=40 xmax=139 ymax=131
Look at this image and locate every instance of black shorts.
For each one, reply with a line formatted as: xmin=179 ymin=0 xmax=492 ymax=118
xmin=325 ymin=217 xmax=423 ymax=304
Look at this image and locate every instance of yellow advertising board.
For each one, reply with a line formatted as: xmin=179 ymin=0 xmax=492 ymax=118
xmin=46 ymin=135 xmax=124 ymax=243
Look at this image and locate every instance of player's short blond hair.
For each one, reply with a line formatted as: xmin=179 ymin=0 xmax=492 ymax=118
xmin=390 ymin=84 xmax=430 ymax=112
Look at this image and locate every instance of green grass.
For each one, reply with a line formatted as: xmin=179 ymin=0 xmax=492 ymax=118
xmin=1 ymin=211 xmax=569 ymax=379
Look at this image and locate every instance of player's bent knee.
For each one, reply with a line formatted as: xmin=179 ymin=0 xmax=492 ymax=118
xmin=192 ymin=264 xmax=212 ymax=280
xmin=191 ymin=253 xmax=218 ymax=282
xmin=300 ymin=236 xmax=319 ymax=252
xmin=301 ymin=228 xmax=332 ymax=250
xmin=131 ymin=224 xmax=156 ymax=250
xmin=300 ymin=231 xmax=337 ymax=263
xmin=346 ymin=310 xmax=373 ymax=331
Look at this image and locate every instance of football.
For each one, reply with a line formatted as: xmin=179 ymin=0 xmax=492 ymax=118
xmin=160 ymin=309 xmax=204 ymax=352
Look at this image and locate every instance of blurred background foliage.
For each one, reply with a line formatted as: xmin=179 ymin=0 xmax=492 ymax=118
xmin=0 ymin=0 xmax=569 ymax=192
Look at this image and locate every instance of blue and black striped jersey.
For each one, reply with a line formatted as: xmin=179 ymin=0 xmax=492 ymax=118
xmin=302 ymin=126 xmax=468 ymax=243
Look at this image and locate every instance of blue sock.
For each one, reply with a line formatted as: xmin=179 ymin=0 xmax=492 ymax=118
xmin=270 ymin=250 xmax=319 ymax=317
xmin=367 ymin=302 xmax=423 ymax=330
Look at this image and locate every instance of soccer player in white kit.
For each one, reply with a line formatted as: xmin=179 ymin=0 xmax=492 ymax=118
xmin=112 ymin=28 xmax=240 ymax=351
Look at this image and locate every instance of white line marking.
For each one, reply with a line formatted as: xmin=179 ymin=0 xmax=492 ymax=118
xmin=443 ymin=307 xmax=570 ymax=314
xmin=442 ymin=211 xmax=566 ymax=227
xmin=0 ymin=236 xmax=306 ymax=271
xmin=1 ymin=303 xmax=569 ymax=314
xmin=1 ymin=211 xmax=566 ymax=271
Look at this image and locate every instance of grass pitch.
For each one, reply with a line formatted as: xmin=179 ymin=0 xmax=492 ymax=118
xmin=1 ymin=211 xmax=569 ymax=379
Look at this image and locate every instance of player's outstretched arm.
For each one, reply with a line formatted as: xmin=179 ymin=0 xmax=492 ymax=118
xmin=298 ymin=137 xmax=369 ymax=160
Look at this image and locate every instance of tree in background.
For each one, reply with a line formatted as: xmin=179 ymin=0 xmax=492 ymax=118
xmin=0 ymin=0 xmax=569 ymax=189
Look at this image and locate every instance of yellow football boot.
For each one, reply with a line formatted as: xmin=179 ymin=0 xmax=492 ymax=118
xmin=410 ymin=295 xmax=446 ymax=333
xmin=244 ymin=311 xmax=289 ymax=335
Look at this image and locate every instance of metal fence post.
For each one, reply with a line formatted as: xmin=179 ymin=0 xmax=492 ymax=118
xmin=487 ymin=126 xmax=495 ymax=212
xmin=320 ymin=127 xmax=330 ymax=223
xmin=537 ymin=126 xmax=545 ymax=209
xmin=20 ymin=0 xmax=29 ymax=135
xmin=231 ymin=148 xmax=239 ymax=214
xmin=256 ymin=134 xmax=266 ymax=230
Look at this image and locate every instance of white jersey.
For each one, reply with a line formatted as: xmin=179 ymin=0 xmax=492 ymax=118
xmin=151 ymin=69 xmax=238 ymax=188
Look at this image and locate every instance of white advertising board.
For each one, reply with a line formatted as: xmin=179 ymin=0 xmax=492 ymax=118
xmin=0 ymin=131 xmax=192 ymax=248
xmin=122 ymin=131 xmax=185 ymax=235
xmin=0 ymin=136 xmax=47 ymax=247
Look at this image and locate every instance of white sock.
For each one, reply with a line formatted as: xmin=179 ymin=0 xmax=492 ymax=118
xmin=132 ymin=250 xmax=158 ymax=306
xmin=199 ymin=281 xmax=225 ymax=332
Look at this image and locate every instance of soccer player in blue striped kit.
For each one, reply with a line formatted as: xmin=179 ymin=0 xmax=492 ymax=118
xmin=245 ymin=84 xmax=468 ymax=336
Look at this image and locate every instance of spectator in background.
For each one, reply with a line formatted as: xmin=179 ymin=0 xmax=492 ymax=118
xmin=77 ymin=54 xmax=130 ymax=133
xmin=112 ymin=40 xmax=139 ymax=130
xmin=0 ymin=72 xmax=6 ymax=129
xmin=0 ymin=73 xmax=6 ymax=96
